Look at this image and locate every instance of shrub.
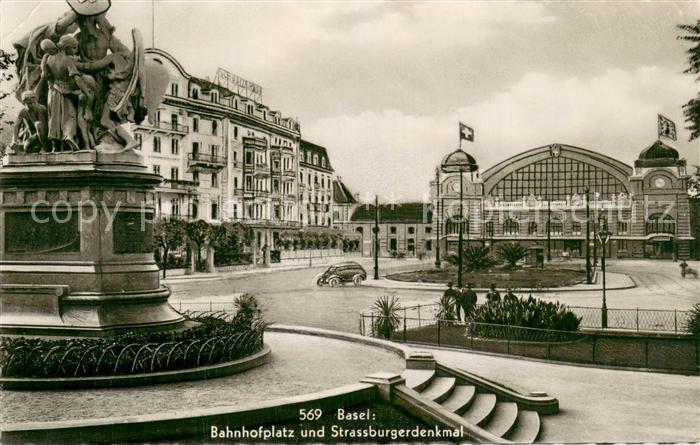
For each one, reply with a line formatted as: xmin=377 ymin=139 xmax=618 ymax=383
xmin=373 ymin=295 xmax=401 ymax=339
xmin=447 ymin=246 xmax=497 ymax=271
xmin=0 ymin=311 xmax=266 ymax=378
xmin=470 ymin=294 xmax=581 ymax=333
xmin=435 ymin=293 xmax=457 ymax=323
xmin=686 ymin=303 xmax=700 ymax=336
xmin=497 ymin=242 xmax=527 ymax=269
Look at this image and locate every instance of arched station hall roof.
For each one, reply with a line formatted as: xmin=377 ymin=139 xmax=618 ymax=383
xmin=481 ymin=143 xmax=633 ymax=201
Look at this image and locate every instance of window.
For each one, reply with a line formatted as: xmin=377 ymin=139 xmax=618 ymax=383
xmin=485 ymin=221 xmax=494 ymax=238
xmin=192 ymin=117 xmax=199 ymax=133
xmin=549 ymin=218 xmax=563 ymax=236
xmin=211 ymin=145 xmax=219 ymax=158
xmin=193 ymin=171 xmax=199 ymax=183
xmin=645 ymin=214 xmax=675 ymax=235
xmin=170 ymin=83 xmax=179 ymax=97
xmin=245 ymin=175 xmax=252 ymax=190
xmin=617 ymin=240 xmax=627 ymax=251
xmin=247 ymin=104 xmax=254 ymax=114
xmin=211 ymin=91 xmax=218 ymax=103
xmin=446 ymin=217 xmax=467 ymax=235
xmin=170 ymin=167 xmax=179 ymax=181
xmin=234 ymin=176 xmax=238 ymax=189
xmin=211 ymin=202 xmax=219 ymax=219
xmin=171 ymin=199 xmax=180 ymax=216
xmin=390 ymin=227 xmax=397 ymax=234
xmin=171 ymin=114 xmax=179 ymax=130
xmin=211 ymin=173 xmax=218 ymax=188
xmin=408 ymin=227 xmax=415 ymax=235
xmin=617 ymin=221 xmax=629 ymax=235
xmin=322 ymin=158 xmax=326 ymax=168
xmin=425 ymin=226 xmax=432 ymax=234
xmin=528 ymin=221 xmax=537 ymax=235
xmin=153 ymin=136 xmax=161 ymax=153
xmin=503 ymin=218 xmax=520 ymax=236
xmin=171 ymin=138 xmax=179 ymax=155
xmin=135 ymin=133 xmax=142 ymax=149
xmin=245 ymin=151 xmax=253 ymax=165
xmin=233 ymin=126 xmax=238 ymax=139
xmin=153 ymin=164 xmax=160 ymax=175
xmin=426 ymin=240 xmax=433 ymax=251
xmin=390 ymin=238 xmax=397 ymax=251
xmin=572 ymin=222 xmax=582 ymax=235
xmin=212 ymin=120 xmax=218 ymax=136
xmin=191 ymin=199 xmax=198 ymax=219
xmin=191 ymin=88 xmax=199 ymax=99
xmin=192 ymin=141 xmax=200 ymax=156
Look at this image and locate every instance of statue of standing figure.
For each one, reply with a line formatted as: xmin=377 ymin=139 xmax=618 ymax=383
xmin=10 ymin=0 xmax=168 ymax=155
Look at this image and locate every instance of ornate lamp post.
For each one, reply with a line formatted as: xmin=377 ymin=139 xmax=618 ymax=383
xmin=434 ymin=168 xmax=441 ymax=269
xmin=441 ymin=149 xmax=478 ymax=288
xmin=585 ymin=188 xmax=592 ymax=284
xmin=373 ymin=195 xmax=380 ymax=280
xmin=597 ymin=226 xmax=612 ymax=329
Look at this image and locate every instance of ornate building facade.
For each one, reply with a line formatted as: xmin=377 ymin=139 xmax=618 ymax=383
xmin=431 ymin=141 xmax=692 ymax=260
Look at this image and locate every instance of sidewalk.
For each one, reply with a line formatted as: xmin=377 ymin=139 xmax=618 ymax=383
xmin=362 ymin=271 xmax=636 ymax=292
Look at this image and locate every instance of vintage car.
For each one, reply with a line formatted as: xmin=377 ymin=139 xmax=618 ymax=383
xmin=316 ymin=261 xmax=367 ymax=287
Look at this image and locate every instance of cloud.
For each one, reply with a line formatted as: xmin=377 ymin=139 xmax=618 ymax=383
xmin=305 ymin=67 xmax=697 ymax=200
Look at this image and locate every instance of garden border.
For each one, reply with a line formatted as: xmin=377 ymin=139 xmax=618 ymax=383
xmin=0 ymin=344 xmax=271 ymax=390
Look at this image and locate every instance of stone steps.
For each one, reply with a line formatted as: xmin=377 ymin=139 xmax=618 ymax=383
xmin=400 ymin=362 xmax=548 ymax=443
xmin=462 ymin=393 xmax=497 ymax=426
xmin=420 ymin=377 xmax=456 ymax=403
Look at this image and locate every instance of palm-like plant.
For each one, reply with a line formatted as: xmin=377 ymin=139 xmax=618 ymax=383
xmin=463 ymin=245 xmax=497 ymax=271
xmin=685 ymin=303 xmax=700 ymax=337
xmin=372 ymin=295 xmax=401 ymax=339
xmin=497 ymin=242 xmax=527 ymax=269
xmin=678 ymin=20 xmax=700 ymax=140
xmin=233 ymin=294 xmax=260 ymax=329
xmin=435 ymin=293 xmax=457 ymax=323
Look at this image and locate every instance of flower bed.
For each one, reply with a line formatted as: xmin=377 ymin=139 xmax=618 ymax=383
xmin=0 ymin=312 xmax=265 ymax=378
xmin=387 ymin=266 xmax=586 ymax=288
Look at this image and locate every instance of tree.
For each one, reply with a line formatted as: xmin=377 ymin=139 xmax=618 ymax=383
xmin=678 ymin=20 xmax=700 ymax=140
xmin=0 ymin=50 xmax=17 ymax=155
xmin=186 ymin=220 xmax=210 ymax=271
xmin=153 ymin=219 xmax=186 ymax=278
xmin=498 ymin=242 xmax=528 ymax=269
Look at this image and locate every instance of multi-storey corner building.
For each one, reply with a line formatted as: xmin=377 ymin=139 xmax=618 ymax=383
xmin=298 ymin=140 xmax=335 ymax=227
xmin=131 ymin=49 xmax=306 ymax=261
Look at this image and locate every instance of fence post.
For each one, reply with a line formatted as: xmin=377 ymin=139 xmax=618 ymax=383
xmin=417 ymin=305 xmax=421 ymax=326
xmin=371 ymin=313 xmax=375 ymax=337
xmin=437 ymin=320 xmax=441 ymax=347
xmin=403 ymin=312 xmax=407 ymax=343
xmin=674 ymin=310 xmax=678 ymax=333
xmin=210 ymin=301 xmax=213 ymax=312
xmin=636 ymin=308 xmax=639 ymax=332
xmin=506 ymin=326 xmax=510 ymax=355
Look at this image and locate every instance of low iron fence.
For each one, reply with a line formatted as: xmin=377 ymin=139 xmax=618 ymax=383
xmin=360 ymin=302 xmax=693 ymax=335
xmin=358 ymin=314 xmax=700 ymax=374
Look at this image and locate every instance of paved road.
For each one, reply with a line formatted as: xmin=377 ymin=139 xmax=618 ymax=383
xmin=169 ymin=258 xmax=699 ymax=333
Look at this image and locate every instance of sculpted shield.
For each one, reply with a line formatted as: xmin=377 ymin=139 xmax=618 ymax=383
xmin=66 ymin=0 xmax=111 ymax=16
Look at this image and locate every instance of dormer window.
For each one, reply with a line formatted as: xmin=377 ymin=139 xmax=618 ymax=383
xmin=170 ymin=83 xmax=179 ymax=97
xmin=211 ymin=91 xmax=219 ymax=103
xmin=247 ymin=104 xmax=254 ymax=115
xmin=191 ymin=88 xmax=199 ymax=99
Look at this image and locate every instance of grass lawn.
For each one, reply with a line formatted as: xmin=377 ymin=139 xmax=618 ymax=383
xmin=386 ymin=266 xmax=586 ymax=288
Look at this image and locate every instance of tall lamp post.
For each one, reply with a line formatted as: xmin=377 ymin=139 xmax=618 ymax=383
xmin=434 ymin=168 xmax=441 ymax=269
xmin=441 ymin=149 xmax=478 ymax=288
xmin=373 ymin=195 xmax=380 ymax=280
xmin=585 ymin=188 xmax=592 ymax=284
xmin=597 ymin=226 xmax=612 ymax=329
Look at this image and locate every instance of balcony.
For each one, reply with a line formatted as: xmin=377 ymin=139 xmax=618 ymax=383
xmin=136 ymin=121 xmax=189 ymax=136
xmin=282 ymin=168 xmax=296 ymax=178
xmin=240 ymin=219 xmax=301 ymax=229
xmin=252 ymin=163 xmax=270 ymax=176
xmin=188 ymin=152 xmax=226 ymax=171
xmin=162 ymin=179 xmax=199 ymax=192
xmin=242 ymin=136 xmax=267 ymax=150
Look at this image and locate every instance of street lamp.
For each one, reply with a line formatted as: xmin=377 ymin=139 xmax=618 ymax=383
xmin=441 ymin=149 xmax=478 ymax=288
xmin=373 ymin=195 xmax=380 ymax=280
xmin=597 ymin=226 xmax=612 ymax=329
xmin=434 ymin=168 xmax=441 ymax=269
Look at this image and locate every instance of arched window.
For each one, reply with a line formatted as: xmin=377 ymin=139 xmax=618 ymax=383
xmin=549 ymin=218 xmax=563 ymax=236
xmin=503 ymin=218 xmax=520 ymax=236
xmin=528 ymin=221 xmax=537 ymax=235
xmin=445 ymin=217 xmax=468 ymax=235
xmin=646 ymin=214 xmax=675 ymax=235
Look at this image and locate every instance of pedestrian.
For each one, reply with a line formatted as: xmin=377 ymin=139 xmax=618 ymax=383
xmin=464 ymin=283 xmax=478 ymax=320
xmin=504 ymin=287 xmax=518 ymax=304
xmin=486 ymin=283 xmax=501 ymax=304
xmin=443 ymin=281 xmax=458 ymax=314
xmin=680 ymin=260 xmax=688 ymax=278
xmin=455 ymin=285 xmax=467 ymax=321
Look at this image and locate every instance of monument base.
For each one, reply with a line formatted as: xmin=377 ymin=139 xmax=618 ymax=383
xmin=0 ymin=151 xmax=185 ymax=338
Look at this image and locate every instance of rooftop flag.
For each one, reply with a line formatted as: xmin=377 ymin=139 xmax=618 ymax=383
xmin=658 ymin=114 xmax=677 ymax=141
xmin=459 ymin=122 xmax=474 ymax=143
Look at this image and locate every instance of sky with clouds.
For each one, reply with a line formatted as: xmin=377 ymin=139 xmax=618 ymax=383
xmin=2 ymin=1 xmax=698 ymax=200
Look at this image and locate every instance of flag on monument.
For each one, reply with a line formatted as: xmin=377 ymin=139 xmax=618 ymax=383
xmin=459 ymin=122 xmax=474 ymax=142
xmin=658 ymin=114 xmax=677 ymax=141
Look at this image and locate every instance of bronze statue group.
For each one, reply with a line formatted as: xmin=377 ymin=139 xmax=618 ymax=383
xmin=11 ymin=0 xmax=166 ymax=155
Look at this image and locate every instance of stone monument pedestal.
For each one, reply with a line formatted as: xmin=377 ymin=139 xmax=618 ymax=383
xmin=0 ymin=151 xmax=186 ymax=337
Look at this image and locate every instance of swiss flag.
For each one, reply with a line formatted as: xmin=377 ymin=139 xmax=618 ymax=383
xmin=460 ymin=122 xmax=474 ymax=142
